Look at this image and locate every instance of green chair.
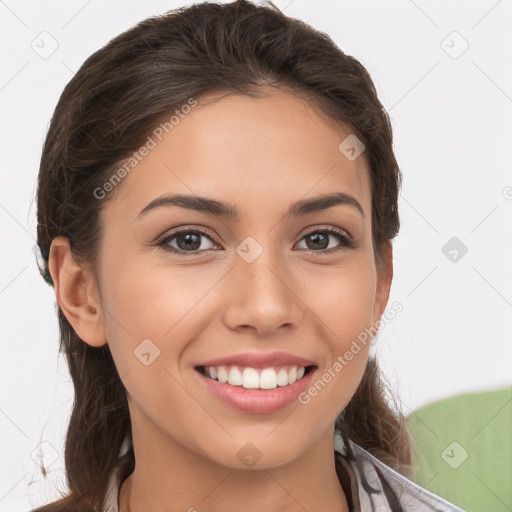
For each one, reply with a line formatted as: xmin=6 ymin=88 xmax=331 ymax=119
xmin=406 ymin=386 xmax=512 ymax=512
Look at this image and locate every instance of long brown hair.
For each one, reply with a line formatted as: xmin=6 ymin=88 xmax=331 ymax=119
xmin=34 ymin=1 xmax=411 ymax=510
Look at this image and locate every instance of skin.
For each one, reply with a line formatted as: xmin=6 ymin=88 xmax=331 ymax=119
xmin=49 ymin=87 xmax=393 ymax=512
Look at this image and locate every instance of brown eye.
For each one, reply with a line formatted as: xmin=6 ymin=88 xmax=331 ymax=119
xmin=296 ymin=228 xmax=355 ymax=253
xmin=157 ymin=228 xmax=219 ymax=254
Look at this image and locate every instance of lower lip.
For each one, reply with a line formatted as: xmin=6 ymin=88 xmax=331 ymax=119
xmin=195 ymin=367 xmax=317 ymax=414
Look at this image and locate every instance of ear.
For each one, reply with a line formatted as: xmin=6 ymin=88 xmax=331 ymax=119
xmin=372 ymin=241 xmax=393 ymax=325
xmin=48 ymin=236 xmax=107 ymax=347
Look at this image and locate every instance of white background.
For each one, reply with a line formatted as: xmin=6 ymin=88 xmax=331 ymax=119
xmin=1 ymin=0 xmax=511 ymax=510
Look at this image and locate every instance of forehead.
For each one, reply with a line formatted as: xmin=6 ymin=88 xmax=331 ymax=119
xmin=106 ymin=88 xmax=372 ymax=222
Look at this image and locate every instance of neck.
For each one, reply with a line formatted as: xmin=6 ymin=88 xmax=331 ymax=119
xmin=118 ymin=416 xmax=350 ymax=512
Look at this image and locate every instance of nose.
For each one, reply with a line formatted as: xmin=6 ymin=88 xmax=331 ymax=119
xmin=222 ymin=246 xmax=303 ymax=337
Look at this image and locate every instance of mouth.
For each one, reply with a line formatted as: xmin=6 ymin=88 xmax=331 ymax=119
xmin=195 ymin=364 xmax=317 ymax=390
xmin=194 ymin=364 xmax=318 ymax=414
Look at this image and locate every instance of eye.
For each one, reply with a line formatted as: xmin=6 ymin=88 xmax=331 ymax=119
xmin=154 ymin=226 xmax=356 ymax=255
xmin=155 ymin=227 xmax=219 ymax=254
xmin=295 ymin=227 xmax=356 ymax=254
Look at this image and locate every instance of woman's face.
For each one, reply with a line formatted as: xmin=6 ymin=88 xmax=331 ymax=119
xmin=93 ymin=88 xmax=392 ymax=469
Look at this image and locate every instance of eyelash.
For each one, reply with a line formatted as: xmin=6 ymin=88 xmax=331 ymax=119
xmin=154 ymin=226 xmax=356 ymax=255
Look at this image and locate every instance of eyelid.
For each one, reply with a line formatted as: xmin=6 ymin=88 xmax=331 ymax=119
xmin=296 ymin=225 xmax=356 ymax=253
xmin=301 ymin=224 xmax=353 ymax=240
xmin=156 ymin=224 xmax=353 ymax=241
xmin=154 ymin=225 xmax=219 ymax=248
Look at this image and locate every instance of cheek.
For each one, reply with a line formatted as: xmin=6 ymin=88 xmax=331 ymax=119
xmin=98 ymin=256 xmax=222 ymax=374
xmin=97 ymin=263 xmax=203 ymax=431
xmin=307 ymin=257 xmax=377 ymax=348
xmin=298 ymin=261 xmax=376 ymax=409
xmin=329 ymin=285 xmax=376 ymax=354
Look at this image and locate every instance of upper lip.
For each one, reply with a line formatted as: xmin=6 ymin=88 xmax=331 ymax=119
xmin=196 ymin=351 xmax=316 ymax=369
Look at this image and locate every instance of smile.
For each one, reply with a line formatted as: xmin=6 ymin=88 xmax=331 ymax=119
xmin=198 ymin=364 xmax=314 ymax=389
xmin=194 ymin=364 xmax=318 ymax=414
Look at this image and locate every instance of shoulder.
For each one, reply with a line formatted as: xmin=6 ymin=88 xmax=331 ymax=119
xmin=334 ymin=431 xmax=467 ymax=512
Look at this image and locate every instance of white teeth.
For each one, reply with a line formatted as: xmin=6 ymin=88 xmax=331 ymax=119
xmin=242 ymin=367 xmax=260 ymax=389
xmin=203 ymin=364 xmax=310 ymax=389
xmin=228 ymin=367 xmax=243 ymax=386
xmin=277 ymin=369 xmax=289 ymax=386
xmin=217 ymin=366 xmax=228 ymax=383
xmin=259 ymin=368 xmax=278 ymax=389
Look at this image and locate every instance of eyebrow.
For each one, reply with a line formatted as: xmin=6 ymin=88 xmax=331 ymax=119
xmin=136 ymin=192 xmax=364 ymax=220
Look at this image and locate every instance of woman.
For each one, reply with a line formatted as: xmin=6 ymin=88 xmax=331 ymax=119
xmin=34 ymin=1 xmax=465 ymax=510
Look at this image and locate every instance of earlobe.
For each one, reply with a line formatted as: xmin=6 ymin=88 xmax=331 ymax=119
xmin=48 ymin=236 xmax=107 ymax=347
